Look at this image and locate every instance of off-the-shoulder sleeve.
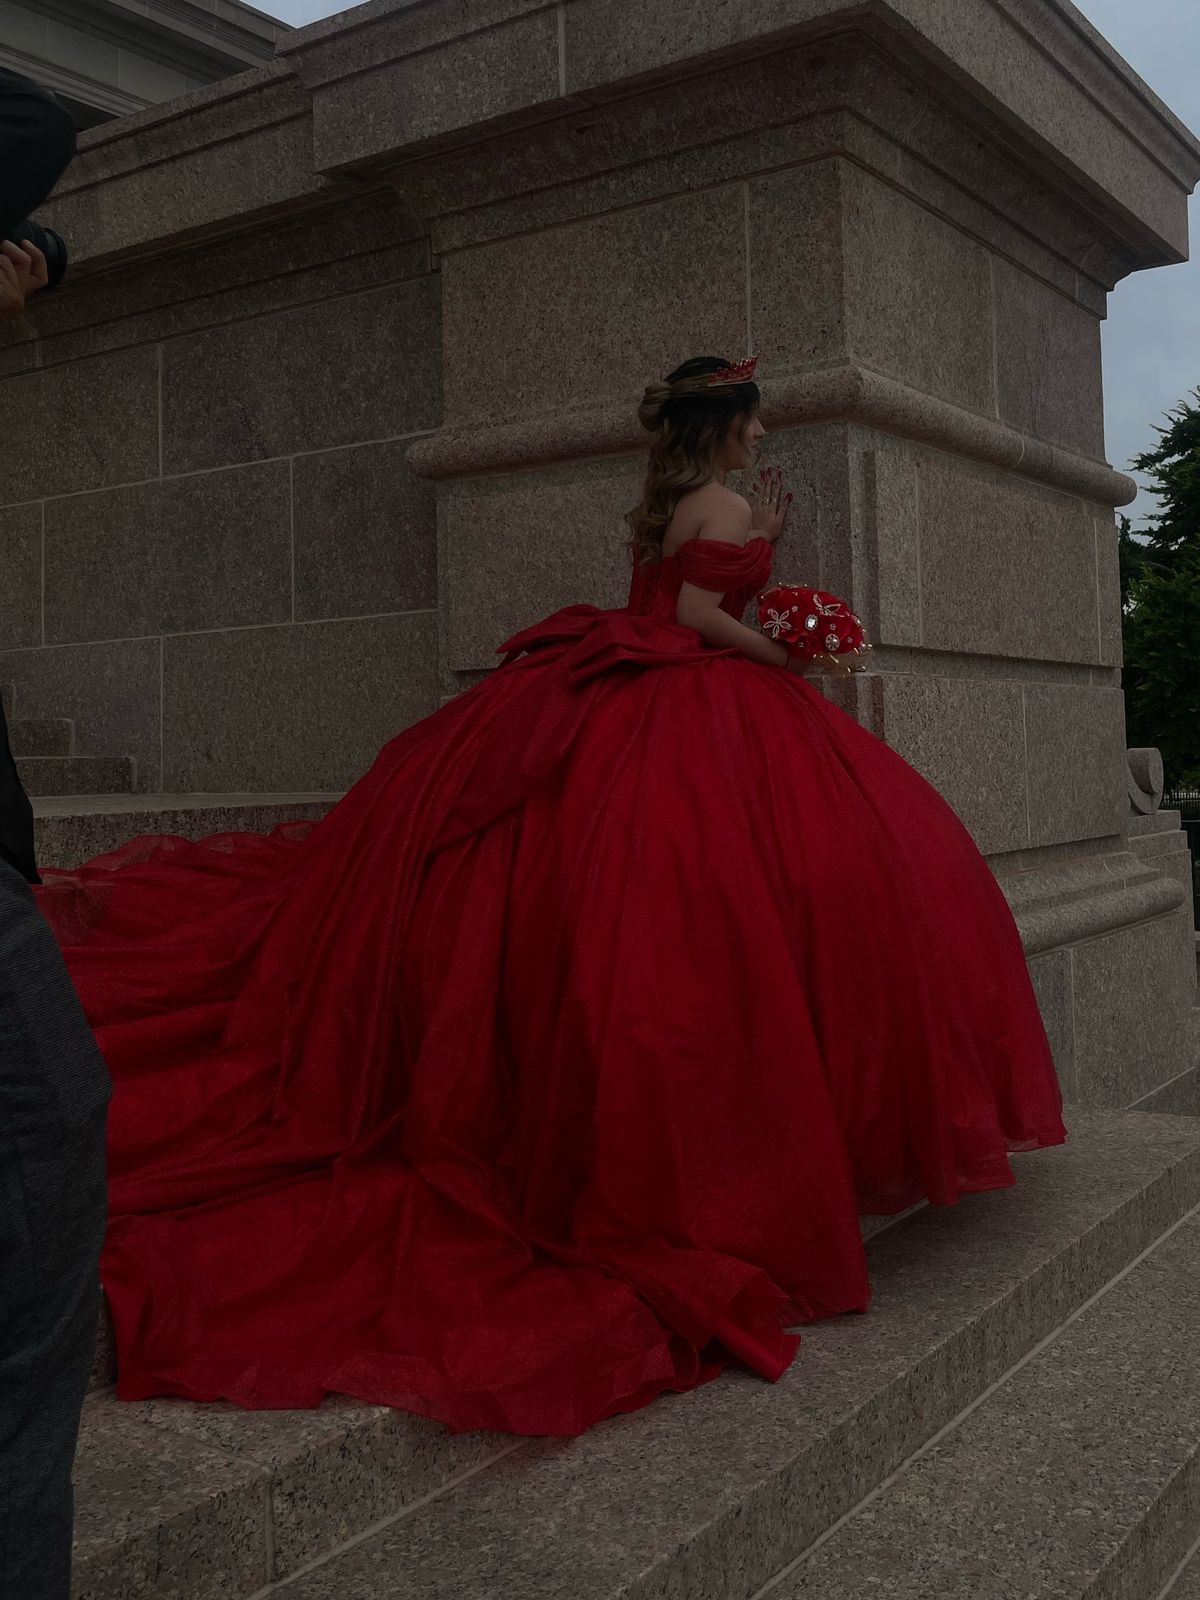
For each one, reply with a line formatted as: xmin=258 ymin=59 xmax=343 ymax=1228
xmin=676 ymin=536 xmax=774 ymax=594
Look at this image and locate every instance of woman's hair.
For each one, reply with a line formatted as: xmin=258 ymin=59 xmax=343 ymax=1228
xmin=626 ymin=355 xmax=761 ymax=564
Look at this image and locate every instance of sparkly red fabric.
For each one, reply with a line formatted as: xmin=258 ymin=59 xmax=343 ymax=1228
xmin=36 ymin=536 xmax=1065 ymax=1437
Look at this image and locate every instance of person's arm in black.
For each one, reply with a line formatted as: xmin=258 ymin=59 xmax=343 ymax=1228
xmin=0 ymin=65 xmax=74 ymax=883
xmin=0 ymin=64 xmax=75 ymax=240
xmin=0 ymin=721 xmax=37 ymax=884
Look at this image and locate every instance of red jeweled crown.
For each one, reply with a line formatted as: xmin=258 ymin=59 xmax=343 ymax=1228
xmin=707 ymin=352 xmax=759 ymax=387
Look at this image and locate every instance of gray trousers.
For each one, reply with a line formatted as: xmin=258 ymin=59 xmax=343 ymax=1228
xmin=0 ymin=858 xmax=110 ymax=1600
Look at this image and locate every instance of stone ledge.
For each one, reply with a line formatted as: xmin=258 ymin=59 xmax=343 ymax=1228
xmin=864 ymin=650 xmax=1115 ymax=687
xmin=66 ymin=61 xmax=300 ymax=179
xmin=407 ymin=364 xmax=1137 ymax=506
xmin=1001 ymin=847 xmax=1168 ymax=911
xmin=1131 ymin=1049 xmax=1200 ymax=1118
xmin=1129 ymin=807 xmax=1183 ymax=837
xmin=1172 ymin=1533 xmax=1200 ymax=1599
xmin=1128 ymin=827 xmax=1193 ymax=864
xmin=18 ymin=755 xmax=136 ymax=797
xmin=34 ymin=793 xmax=339 ymax=871
xmin=73 ymin=1390 xmax=511 ymax=1598
xmin=1014 ymin=873 xmax=1186 ymax=956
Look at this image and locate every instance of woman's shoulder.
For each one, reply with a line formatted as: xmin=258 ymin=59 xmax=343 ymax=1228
xmin=668 ymin=484 xmax=751 ymax=550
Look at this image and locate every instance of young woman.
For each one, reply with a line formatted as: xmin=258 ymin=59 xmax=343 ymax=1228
xmin=37 ymin=354 xmax=1065 ymax=1438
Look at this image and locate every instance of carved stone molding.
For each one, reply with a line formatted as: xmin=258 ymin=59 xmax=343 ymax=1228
xmin=1128 ymin=747 xmax=1167 ymax=815
xmin=408 ymin=364 xmax=1137 ymax=508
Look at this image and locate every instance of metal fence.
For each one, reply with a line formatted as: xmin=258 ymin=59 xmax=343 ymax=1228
xmin=1165 ymin=789 xmax=1200 ymax=821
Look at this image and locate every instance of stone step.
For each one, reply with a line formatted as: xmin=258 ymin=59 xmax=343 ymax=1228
xmin=1166 ymin=1540 xmax=1200 ymax=1599
xmin=79 ymin=1216 xmax=911 ymax=1399
xmin=770 ymin=1183 xmax=1200 ymax=1600
xmin=72 ymin=1392 xmax=514 ymax=1600
xmin=1 ymin=683 xmax=13 ymax=720
xmin=17 ymin=755 xmax=137 ymax=797
xmin=71 ymin=1108 xmax=1200 ymax=1600
xmin=1128 ymin=1006 xmax=1200 ymax=1118
xmin=9 ymin=716 xmax=75 ymax=756
xmin=34 ymin=792 xmax=339 ymax=870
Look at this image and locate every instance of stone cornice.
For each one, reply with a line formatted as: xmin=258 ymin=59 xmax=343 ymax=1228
xmin=102 ymin=0 xmax=291 ymax=56
xmin=40 ymin=64 xmax=352 ymax=269
xmin=276 ymin=0 xmax=1200 ymax=259
xmin=407 ymin=364 xmax=1138 ymax=508
xmin=275 ymin=0 xmax=1200 ymax=184
xmin=0 ymin=47 xmax=145 ymax=120
xmin=1043 ymin=0 xmax=1200 ymax=164
xmin=878 ymin=0 xmax=1200 ymax=194
xmin=387 ymin=47 xmax=1135 ymax=298
xmin=67 ymin=58 xmax=299 ymax=169
xmin=38 ymin=0 xmax=1199 ymax=281
xmin=0 ymin=0 xmax=286 ymax=119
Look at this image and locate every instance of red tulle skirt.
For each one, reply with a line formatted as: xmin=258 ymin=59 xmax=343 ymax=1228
xmin=37 ymin=605 xmax=1065 ymax=1436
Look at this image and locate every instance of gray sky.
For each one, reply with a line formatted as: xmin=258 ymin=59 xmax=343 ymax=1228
xmin=1074 ymin=0 xmax=1200 ymax=520
xmin=265 ymin=0 xmax=1199 ymax=522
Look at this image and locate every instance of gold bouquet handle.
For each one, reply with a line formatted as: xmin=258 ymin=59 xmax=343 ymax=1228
xmin=816 ymin=641 xmax=873 ymax=677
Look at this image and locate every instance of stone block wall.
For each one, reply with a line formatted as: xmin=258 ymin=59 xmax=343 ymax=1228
xmin=0 ymin=198 xmax=441 ymax=792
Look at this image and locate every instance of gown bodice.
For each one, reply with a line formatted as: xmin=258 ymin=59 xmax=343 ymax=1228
xmin=495 ymin=533 xmax=777 ymax=684
xmin=626 ymin=536 xmax=775 ymax=623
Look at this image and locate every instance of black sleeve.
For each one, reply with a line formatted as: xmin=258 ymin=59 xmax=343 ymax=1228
xmin=0 ymin=66 xmax=75 ymax=883
xmin=0 ymin=64 xmax=76 ymax=241
xmin=0 ymin=705 xmax=38 ymax=885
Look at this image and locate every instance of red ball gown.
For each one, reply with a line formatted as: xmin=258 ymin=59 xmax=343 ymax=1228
xmin=37 ymin=535 xmax=1066 ymax=1437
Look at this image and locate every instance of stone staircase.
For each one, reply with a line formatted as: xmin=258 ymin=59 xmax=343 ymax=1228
xmin=71 ymin=1105 xmax=1200 ymax=1600
xmin=0 ymin=682 xmax=336 ymax=866
xmin=2 ymin=683 xmax=139 ymax=799
xmin=34 ymin=792 xmax=336 ymax=869
xmin=9 ymin=717 xmax=77 ymax=757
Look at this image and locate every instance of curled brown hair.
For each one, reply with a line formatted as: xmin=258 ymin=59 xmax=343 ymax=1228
xmin=626 ymin=355 xmax=761 ymax=564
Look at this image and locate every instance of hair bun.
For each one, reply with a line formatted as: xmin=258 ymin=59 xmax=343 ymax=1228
xmin=637 ymin=381 xmax=672 ymax=432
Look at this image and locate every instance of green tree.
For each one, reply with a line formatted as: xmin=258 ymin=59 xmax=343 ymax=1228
xmin=1123 ymin=390 xmax=1200 ymax=787
xmin=1131 ymin=389 xmax=1200 ymax=572
xmin=1118 ymin=513 xmax=1151 ymax=610
xmin=1123 ymin=547 xmax=1200 ymax=785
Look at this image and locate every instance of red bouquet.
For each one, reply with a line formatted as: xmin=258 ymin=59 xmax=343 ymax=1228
xmin=756 ymin=585 xmax=866 ymax=663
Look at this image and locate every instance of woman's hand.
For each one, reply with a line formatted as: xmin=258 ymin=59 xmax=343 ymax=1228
xmin=0 ymin=245 xmax=27 ymax=321
xmin=748 ymin=467 xmax=792 ymax=544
